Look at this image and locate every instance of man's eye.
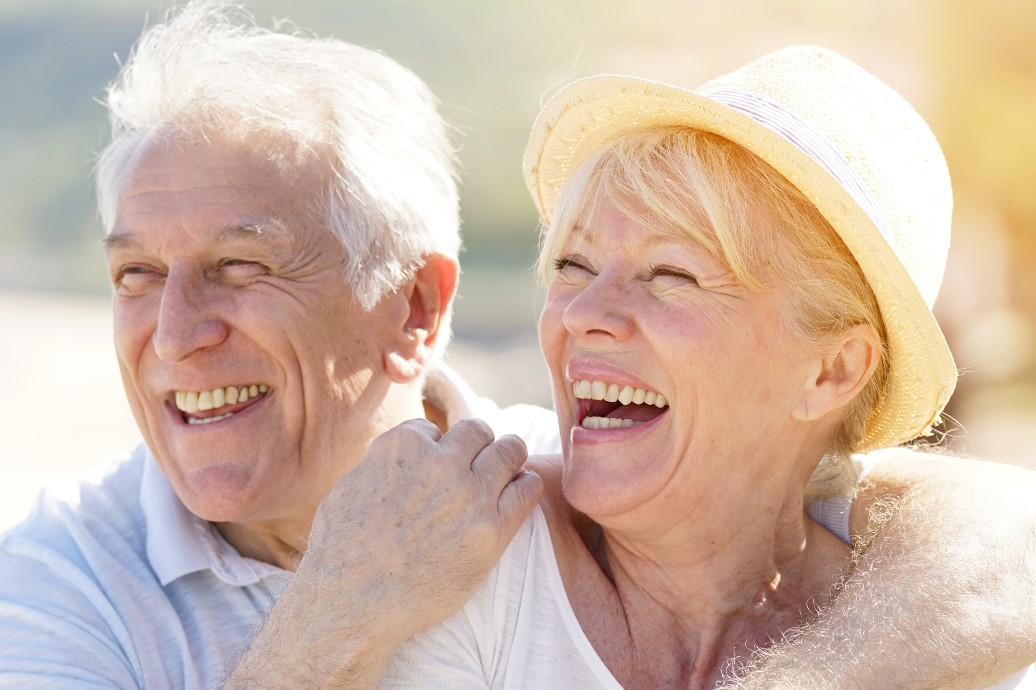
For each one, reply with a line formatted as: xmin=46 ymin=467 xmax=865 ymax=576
xmin=113 ymin=266 xmax=160 ymax=293
xmin=218 ymin=259 xmax=268 ymax=283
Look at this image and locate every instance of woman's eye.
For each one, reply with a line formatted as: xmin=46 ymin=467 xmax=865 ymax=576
xmin=648 ymin=264 xmax=697 ymax=284
xmin=552 ymin=256 xmax=593 ymax=275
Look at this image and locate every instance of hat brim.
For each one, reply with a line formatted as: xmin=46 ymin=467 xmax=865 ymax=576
xmin=524 ymin=75 xmax=956 ymax=451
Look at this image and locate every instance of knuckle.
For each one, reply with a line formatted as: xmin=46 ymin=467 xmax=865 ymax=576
xmin=495 ymin=434 xmax=528 ymax=461
xmin=372 ymin=418 xmax=439 ymax=450
xmin=452 ymin=418 xmax=495 ymax=445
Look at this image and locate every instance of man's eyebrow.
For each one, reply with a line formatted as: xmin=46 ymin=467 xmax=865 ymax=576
xmin=216 ymin=221 xmax=295 ymax=252
xmin=101 ymin=232 xmax=140 ymax=254
xmin=102 ymin=221 xmax=292 ymax=254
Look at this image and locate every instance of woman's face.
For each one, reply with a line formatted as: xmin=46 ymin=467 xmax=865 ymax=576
xmin=538 ymin=201 xmax=821 ymax=526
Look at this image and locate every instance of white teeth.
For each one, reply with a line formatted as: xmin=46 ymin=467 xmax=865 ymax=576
xmin=617 ymin=385 xmax=634 ymax=405
xmin=173 ymin=384 xmax=270 ymax=413
xmin=581 ymin=416 xmax=640 ymax=430
xmin=571 ymin=379 xmax=668 ymax=408
xmin=187 ymin=412 xmax=233 ymax=426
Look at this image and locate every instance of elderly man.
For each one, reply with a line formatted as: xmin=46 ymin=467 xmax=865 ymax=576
xmin=1 ymin=3 xmax=1033 ymax=689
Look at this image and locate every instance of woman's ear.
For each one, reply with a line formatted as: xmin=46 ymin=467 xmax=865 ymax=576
xmin=384 ymin=254 xmax=460 ymax=384
xmin=793 ymin=324 xmax=881 ymax=422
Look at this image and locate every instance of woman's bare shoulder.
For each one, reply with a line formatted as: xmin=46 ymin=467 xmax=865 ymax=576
xmin=525 ymin=454 xmax=600 ymax=567
xmin=525 ymin=454 xmax=568 ymax=520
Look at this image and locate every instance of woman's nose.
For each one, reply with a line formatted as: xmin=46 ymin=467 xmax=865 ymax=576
xmin=561 ymin=269 xmax=635 ymax=341
xmin=152 ymin=267 xmax=230 ymax=363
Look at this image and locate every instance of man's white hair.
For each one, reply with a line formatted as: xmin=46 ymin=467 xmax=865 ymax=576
xmin=95 ymin=0 xmax=461 ymax=317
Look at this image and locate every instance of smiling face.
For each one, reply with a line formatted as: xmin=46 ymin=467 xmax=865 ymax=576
xmin=105 ymin=134 xmax=423 ymax=531
xmin=539 ymin=201 xmax=823 ymax=526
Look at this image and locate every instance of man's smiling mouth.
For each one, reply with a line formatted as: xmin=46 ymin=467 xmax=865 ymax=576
xmin=174 ymin=384 xmax=270 ymax=425
xmin=571 ymin=379 xmax=669 ymax=429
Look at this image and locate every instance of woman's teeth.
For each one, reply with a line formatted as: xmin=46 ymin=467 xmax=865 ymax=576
xmin=571 ymin=379 xmax=668 ymax=408
xmin=174 ymin=384 xmax=270 ymax=414
xmin=571 ymin=379 xmax=668 ymax=430
xmin=581 ymin=417 xmax=642 ymax=430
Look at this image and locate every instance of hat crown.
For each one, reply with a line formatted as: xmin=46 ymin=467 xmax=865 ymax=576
xmin=695 ymin=46 xmax=952 ymax=309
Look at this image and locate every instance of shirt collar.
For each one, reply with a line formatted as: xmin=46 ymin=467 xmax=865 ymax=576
xmin=141 ymin=447 xmax=284 ymax=587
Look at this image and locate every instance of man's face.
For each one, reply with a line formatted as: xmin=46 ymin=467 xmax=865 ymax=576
xmin=105 ymin=135 xmax=416 ymax=530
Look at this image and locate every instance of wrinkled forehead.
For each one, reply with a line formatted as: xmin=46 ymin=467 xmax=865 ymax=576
xmin=106 ymin=133 xmax=331 ymax=252
xmin=99 ymin=124 xmax=329 ymax=234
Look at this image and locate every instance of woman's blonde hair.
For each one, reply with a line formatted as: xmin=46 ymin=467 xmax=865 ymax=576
xmin=538 ymin=127 xmax=889 ymax=497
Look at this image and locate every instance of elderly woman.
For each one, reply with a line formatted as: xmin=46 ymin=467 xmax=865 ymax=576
xmin=378 ymin=46 xmax=1034 ymax=689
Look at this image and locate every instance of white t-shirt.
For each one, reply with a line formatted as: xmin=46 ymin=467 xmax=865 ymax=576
xmin=379 ymin=506 xmax=1036 ymax=690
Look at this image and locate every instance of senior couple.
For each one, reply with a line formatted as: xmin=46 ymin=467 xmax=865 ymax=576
xmin=1 ymin=2 xmax=1034 ymax=688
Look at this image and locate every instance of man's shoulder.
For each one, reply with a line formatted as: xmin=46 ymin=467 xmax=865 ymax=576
xmin=1 ymin=445 xmax=149 ymax=574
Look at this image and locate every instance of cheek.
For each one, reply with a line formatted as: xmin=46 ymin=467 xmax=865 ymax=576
xmin=112 ymin=300 xmax=156 ymax=370
xmin=537 ymin=295 xmax=568 ymax=371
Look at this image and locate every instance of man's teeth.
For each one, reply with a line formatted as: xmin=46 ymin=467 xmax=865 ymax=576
xmin=571 ymin=379 xmax=668 ymax=408
xmin=187 ymin=412 xmax=234 ymax=426
xmin=174 ymin=384 xmax=270 ymax=413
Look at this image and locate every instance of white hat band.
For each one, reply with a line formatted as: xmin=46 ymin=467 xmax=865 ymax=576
xmin=703 ymin=88 xmax=900 ymax=257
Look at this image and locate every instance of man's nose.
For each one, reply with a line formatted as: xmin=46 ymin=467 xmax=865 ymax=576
xmin=153 ymin=267 xmax=230 ymax=362
xmin=561 ymin=269 xmax=635 ymax=341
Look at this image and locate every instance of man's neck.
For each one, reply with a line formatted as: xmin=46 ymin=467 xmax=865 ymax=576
xmin=216 ymin=517 xmax=312 ymax=570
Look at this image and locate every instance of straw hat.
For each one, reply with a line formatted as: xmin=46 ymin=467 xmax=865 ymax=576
xmin=523 ymin=45 xmax=957 ymax=452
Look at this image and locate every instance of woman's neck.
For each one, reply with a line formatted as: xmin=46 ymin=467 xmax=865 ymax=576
xmin=549 ymin=477 xmax=851 ymax=690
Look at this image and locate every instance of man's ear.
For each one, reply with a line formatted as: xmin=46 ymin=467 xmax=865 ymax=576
xmin=384 ymin=254 xmax=459 ymax=384
xmin=793 ymin=324 xmax=881 ymax=422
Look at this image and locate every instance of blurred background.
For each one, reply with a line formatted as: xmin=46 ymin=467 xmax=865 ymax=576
xmin=2 ymin=0 xmax=1035 ymax=529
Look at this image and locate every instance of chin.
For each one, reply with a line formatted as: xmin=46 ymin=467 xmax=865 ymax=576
xmin=176 ymin=463 xmax=269 ymax=523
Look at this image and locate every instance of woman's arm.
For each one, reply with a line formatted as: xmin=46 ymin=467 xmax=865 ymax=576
xmin=723 ymin=449 xmax=1036 ymax=689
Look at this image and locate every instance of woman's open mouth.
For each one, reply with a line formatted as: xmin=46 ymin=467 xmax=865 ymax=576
xmin=571 ymin=379 xmax=669 ymax=429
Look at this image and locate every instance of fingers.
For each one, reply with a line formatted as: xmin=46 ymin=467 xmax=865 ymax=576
xmin=437 ymin=421 xmax=534 ymax=521
xmin=394 ymin=417 xmax=444 ymax=443
xmin=438 ymin=420 xmax=527 ymax=485
xmin=436 ymin=418 xmax=494 ymax=455
xmin=378 ymin=417 xmax=533 ymax=518
xmin=471 ymin=433 xmax=527 ymax=485
xmin=497 ymin=470 xmax=543 ymax=535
